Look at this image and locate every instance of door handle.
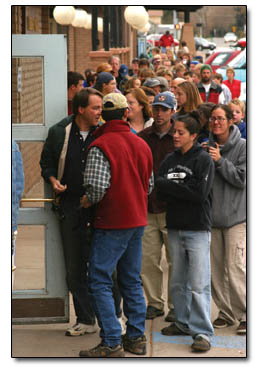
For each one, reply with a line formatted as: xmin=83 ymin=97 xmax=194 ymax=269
xmin=20 ymin=198 xmax=54 ymax=202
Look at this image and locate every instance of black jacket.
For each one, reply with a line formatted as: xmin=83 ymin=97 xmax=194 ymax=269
xmin=156 ymin=143 xmax=215 ymax=231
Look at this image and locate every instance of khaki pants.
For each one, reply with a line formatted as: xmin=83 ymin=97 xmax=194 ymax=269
xmin=141 ymin=212 xmax=173 ymax=310
xmin=211 ymin=223 xmax=246 ymax=323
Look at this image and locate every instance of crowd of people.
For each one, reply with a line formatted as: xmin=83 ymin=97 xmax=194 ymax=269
xmin=13 ymin=41 xmax=246 ymax=358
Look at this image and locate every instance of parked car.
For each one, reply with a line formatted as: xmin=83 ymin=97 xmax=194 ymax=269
xmin=205 ymin=48 xmax=241 ymax=72
xmin=224 ymin=32 xmax=237 ymax=43
xmin=237 ymin=37 xmax=246 ymax=48
xmin=146 ymin=33 xmax=179 ymax=47
xmin=217 ymin=49 xmax=246 ymax=102
xmin=194 ymin=37 xmax=216 ymax=51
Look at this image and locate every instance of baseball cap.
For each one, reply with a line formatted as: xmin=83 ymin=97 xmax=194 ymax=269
xmin=156 ymin=76 xmax=169 ymax=91
xmin=119 ymin=64 xmax=129 ymax=77
xmin=143 ymin=78 xmax=161 ymax=88
xmin=102 ymin=93 xmax=128 ymax=111
xmin=152 ymin=91 xmax=176 ymax=109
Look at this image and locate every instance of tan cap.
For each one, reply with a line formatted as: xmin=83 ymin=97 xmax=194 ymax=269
xmin=102 ymin=93 xmax=128 ymax=111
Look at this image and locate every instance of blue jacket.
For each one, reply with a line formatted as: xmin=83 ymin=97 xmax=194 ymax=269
xmin=12 ymin=141 xmax=24 ymax=233
xmin=237 ymin=120 xmax=246 ymax=139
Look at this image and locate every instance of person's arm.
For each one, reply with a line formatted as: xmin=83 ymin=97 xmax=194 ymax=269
xmin=40 ymin=127 xmax=59 ymax=184
xmin=156 ymin=153 xmax=215 ymax=203
xmin=209 ymin=141 xmax=246 ymax=189
xmin=82 ymin=147 xmax=111 ymax=208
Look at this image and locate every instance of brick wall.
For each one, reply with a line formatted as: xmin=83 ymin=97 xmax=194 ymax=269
xmin=190 ymin=5 xmax=245 ymax=37
xmin=19 ymin=142 xmax=43 ymax=196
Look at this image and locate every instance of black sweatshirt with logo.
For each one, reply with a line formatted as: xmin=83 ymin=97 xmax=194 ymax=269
xmin=156 ymin=143 xmax=215 ymax=231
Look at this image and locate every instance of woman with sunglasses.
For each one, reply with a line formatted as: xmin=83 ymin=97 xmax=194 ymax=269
xmin=206 ymin=104 xmax=246 ymax=335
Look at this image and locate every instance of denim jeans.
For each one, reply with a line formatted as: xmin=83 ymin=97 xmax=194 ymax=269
xmin=88 ymin=226 xmax=146 ymax=347
xmin=168 ymin=229 xmax=214 ymax=341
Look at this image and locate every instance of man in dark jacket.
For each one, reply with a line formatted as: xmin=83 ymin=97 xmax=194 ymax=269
xmin=40 ymin=88 xmax=103 ymax=337
xmin=197 ymin=64 xmax=222 ymax=104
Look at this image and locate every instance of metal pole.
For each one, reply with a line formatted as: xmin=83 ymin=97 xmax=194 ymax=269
xmin=103 ymin=6 xmax=110 ymax=51
xmin=91 ymin=6 xmax=99 ymax=50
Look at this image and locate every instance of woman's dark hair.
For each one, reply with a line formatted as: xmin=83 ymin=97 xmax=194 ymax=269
xmin=210 ymin=104 xmax=233 ymax=121
xmin=198 ymin=103 xmax=216 ymax=122
xmin=72 ymin=88 xmax=103 ymax=115
xmin=175 ymin=110 xmax=201 ymax=136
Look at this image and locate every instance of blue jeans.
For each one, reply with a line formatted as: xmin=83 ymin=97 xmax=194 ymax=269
xmin=88 ymin=226 xmax=146 ymax=347
xmin=168 ymin=229 xmax=214 ymax=341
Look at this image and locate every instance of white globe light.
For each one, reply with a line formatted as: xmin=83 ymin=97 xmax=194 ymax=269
xmin=53 ymin=6 xmax=76 ymax=25
xmin=84 ymin=14 xmax=92 ymax=29
xmin=124 ymin=6 xmax=149 ymax=29
xmin=139 ymin=22 xmax=150 ymax=33
xmin=97 ymin=17 xmax=103 ymax=33
xmin=71 ymin=9 xmax=88 ymax=28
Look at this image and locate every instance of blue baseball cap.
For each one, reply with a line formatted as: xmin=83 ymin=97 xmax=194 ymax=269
xmin=119 ymin=64 xmax=129 ymax=77
xmin=152 ymin=91 xmax=176 ymax=109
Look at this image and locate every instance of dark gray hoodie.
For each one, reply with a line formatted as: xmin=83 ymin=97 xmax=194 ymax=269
xmin=208 ymin=125 xmax=246 ymax=228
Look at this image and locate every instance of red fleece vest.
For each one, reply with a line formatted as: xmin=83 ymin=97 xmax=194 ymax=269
xmin=88 ymin=120 xmax=153 ymax=229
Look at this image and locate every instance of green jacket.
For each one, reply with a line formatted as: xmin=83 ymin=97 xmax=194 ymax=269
xmin=40 ymin=115 xmax=74 ymax=184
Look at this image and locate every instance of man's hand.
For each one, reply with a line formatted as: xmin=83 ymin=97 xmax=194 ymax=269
xmin=49 ymin=177 xmax=67 ymax=194
xmin=81 ymin=195 xmax=92 ymax=208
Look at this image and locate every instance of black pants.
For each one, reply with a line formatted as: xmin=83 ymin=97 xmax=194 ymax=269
xmin=59 ymin=197 xmax=122 ymax=324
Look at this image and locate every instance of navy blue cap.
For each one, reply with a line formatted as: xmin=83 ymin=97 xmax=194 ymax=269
xmin=119 ymin=64 xmax=129 ymax=77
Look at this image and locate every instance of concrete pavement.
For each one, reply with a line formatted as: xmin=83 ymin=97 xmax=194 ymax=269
xmin=12 ymin=226 xmax=246 ymax=358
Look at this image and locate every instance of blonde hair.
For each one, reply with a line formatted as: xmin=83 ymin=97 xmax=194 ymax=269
xmin=177 ymin=81 xmax=203 ymax=112
xmin=229 ymin=98 xmax=246 ymax=115
xmin=226 ymin=67 xmax=235 ymax=76
xmin=96 ymin=63 xmax=113 ymax=74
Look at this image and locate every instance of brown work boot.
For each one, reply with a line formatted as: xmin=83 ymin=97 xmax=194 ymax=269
xmin=79 ymin=343 xmax=125 ymax=357
xmin=122 ymin=334 xmax=147 ymax=355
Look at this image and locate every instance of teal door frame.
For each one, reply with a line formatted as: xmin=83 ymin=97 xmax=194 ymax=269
xmin=12 ymin=35 xmax=69 ymax=324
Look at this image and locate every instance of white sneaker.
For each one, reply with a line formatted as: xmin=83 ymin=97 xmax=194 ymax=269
xmin=65 ymin=322 xmax=98 ymax=336
xmin=118 ymin=316 xmax=126 ymax=335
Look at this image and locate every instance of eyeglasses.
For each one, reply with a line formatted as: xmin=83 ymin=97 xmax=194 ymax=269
xmin=209 ymin=116 xmax=227 ymax=123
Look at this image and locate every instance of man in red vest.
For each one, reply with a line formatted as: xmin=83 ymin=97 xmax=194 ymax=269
xmin=197 ymin=65 xmax=223 ymax=104
xmin=79 ymin=93 xmax=153 ymax=358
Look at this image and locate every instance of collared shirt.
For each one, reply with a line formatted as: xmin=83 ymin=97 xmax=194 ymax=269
xmin=61 ymin=120 xmax=97 ymax=198
xmin=84 ymin=147 xmax=154 ymax=205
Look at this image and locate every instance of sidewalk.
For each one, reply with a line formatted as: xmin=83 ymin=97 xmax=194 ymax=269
xmin=12 ymin=257 xmax=246 ymax=358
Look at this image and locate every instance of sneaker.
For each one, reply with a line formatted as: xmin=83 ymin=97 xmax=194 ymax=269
xmin=165 ymin=309 xmax=176 ymax=322
xmin=161 ymin=323 xmax=189 ymax=336
xmin=237 ymin=321 xmax=246 ymax=335
xmin=213 ymin=318 xmax=232 ymax=329
xmin=191 ymin=336 xmax=211 ymax=352
xmin=146 ymin=306 xmax=164 ymax=319
xmin=118 ymin=316 xmax=126 ymax=335
xmin=79 ymin=343 xmax=125 ymax=358
xmin=122 ymin=334 xmax=147 ymax=355
xmin=65 ymin=322 xmax=98 ymax=336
